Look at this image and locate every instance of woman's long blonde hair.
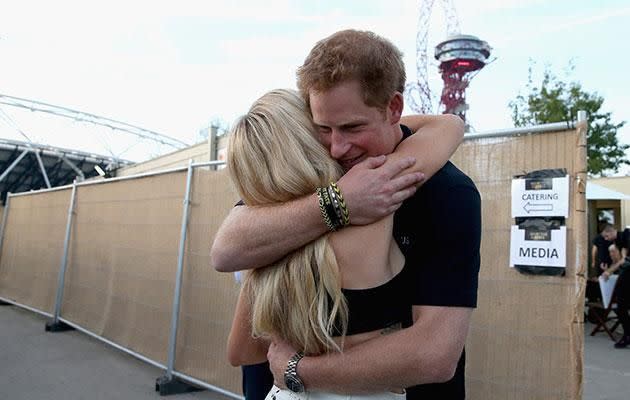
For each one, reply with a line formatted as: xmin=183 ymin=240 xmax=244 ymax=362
xmin=227 ymin=89 xmax=347 ymax=354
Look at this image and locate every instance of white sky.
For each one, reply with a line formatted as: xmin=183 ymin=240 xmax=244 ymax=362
xmin=0 ymin=0 xmax=629 ymax=167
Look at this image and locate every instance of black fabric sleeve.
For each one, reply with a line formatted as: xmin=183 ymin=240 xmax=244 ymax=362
xmin=592 ymin=235 xmax=600 ymax=246
xmin=411 ymin=184 xmax=482 ymax=307
xmin=622 ymin=229 xmax=630 ymax=250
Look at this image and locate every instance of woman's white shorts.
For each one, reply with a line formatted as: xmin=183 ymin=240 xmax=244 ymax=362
xmin=264 ymin=385 xmax=406 ymax=400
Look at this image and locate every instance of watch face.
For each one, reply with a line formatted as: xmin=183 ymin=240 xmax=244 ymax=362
xmin=285 ymin=375 xmax=305 ymax=393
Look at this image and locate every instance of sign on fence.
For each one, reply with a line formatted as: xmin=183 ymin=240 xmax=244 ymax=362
xmin=511 ymin=176 xmax=569 ymax=218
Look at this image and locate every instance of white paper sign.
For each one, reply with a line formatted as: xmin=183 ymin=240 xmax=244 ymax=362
xmin=509 ymin=225 xmax=567 ymax=268
xmin=511 ymin=176 xmax=569 ymax=218
xmin=599 ymin=274 xmax=618 ymax=309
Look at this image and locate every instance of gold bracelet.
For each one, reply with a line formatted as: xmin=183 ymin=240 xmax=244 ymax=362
xmin=329 ymin=182 xmax=349 ymax=226
xmin=316 ymin=187 xmax=338 ymax=231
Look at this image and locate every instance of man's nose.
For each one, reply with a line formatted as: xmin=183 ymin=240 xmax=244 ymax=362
xmin=329 ymin=130 xmax=349 ymax=160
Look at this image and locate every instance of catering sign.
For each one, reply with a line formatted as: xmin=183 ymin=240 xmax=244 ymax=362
xmin=511 ymin=175 xmax=569 ymax=218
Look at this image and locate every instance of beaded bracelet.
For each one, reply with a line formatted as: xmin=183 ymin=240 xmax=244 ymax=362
xmin=316 ymin=182 xmax=350 ymax=231
xmin=316 ymin=187 xmax=339 ymax=231
xmin=329 ymin=182 xmax=349 ymax=226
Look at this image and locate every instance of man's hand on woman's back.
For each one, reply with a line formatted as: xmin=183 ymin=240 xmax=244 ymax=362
xmin=338 ymin=155 xmax=425 ymax=225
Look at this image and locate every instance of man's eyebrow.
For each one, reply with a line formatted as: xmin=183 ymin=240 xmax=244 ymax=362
xmin=340 ymin=121 xmax=365 ymax=129
xmin=314 ymin=119 xmax=367 ymax=129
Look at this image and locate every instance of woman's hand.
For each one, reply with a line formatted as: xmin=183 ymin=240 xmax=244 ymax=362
xmin=267 ymin=336 xmax=299 ymax=389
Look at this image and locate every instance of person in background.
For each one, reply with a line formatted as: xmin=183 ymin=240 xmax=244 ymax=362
xmin=592 ymin=228 xmax=612 ymax=275
xmin=602 ymin=243 xmax=630 ymax=348
xmin=601 ymin=224 xmax=630 ymax=271
xmin=587 ymin=224 xmax=613 ymax=304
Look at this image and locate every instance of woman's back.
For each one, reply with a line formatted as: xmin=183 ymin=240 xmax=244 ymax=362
xmin=331 ymin=215 xmax=403 ymax=290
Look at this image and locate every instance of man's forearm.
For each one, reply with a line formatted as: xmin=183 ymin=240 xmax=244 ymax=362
xmin=299 ymin=326 xmax=455 ymax=393
xmin=606 ymin=260 xmax=623 ymax=275
xmin=210 ymin=194 xmax=328 ymax=272
xmin=211 ymin=156 xmax=426 ymax=272
xmin=296 ymin=307 xmax=471 ymax=394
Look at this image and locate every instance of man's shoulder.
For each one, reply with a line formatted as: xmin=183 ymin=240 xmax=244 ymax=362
xmin=396 ymin=161 xmax=480 ymax=223
xmin=414 ymin=161 xmax=478 ymax=199
xmin=618 ymin=228 xmax=630 ymax=247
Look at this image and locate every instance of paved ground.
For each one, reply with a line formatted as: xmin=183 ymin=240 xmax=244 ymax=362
xmin=583 ymin=321 xmax=629 ymax=400
xmin=1 ymin=304 xmax=628 ymax=399
xmin=0 ymin=305 xmax=235 ymax=400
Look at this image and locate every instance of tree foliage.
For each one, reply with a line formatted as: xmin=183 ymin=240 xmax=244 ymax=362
xmin=509 ymin=65 xmax=627 ymax=176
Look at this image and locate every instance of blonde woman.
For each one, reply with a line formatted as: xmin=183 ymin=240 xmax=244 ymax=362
xmin=225 ymin=89 xmax=463 ymax=400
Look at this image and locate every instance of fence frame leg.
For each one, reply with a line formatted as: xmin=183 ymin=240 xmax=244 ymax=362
xmin=155 ymin=161 xmax=203 ymax=396
xmin=155 ymin=376 xmax=203 ymax=396
xmin=45 ymin=181 xmax=77 ymax=333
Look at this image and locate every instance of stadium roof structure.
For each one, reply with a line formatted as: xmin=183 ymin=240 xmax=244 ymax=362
xmin=0 ymin=137 xmax=133 ymax=204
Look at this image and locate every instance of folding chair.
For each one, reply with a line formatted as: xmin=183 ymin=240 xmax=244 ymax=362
xmin=588 ymin=277 xmax=621 ymax=341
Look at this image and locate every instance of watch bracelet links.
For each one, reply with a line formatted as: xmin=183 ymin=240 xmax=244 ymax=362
xmin=285 ymin=351 xmax=305 ymax=392
xmin=286 ymin=351 xmax=304 ymax=375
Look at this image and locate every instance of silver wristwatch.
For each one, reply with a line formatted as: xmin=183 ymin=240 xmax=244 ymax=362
xmin=284 ymin=351 xmax=305 ymax=393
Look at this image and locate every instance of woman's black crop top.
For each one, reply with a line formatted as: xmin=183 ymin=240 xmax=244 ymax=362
xmin=335 ymin=264 xmax=412 ymax=336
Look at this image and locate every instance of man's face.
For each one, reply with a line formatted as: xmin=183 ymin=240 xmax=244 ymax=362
xmin=603 ymin=229 xmax=617 ymax=241
xmin=309 ymin=80 xmax=402 ymax=171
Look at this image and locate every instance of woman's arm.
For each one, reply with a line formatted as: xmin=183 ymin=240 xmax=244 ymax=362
xmin=227 ymin=287 xmax=269 ymax=366
xmin=396 ymin=114 xmax=464 ymax=179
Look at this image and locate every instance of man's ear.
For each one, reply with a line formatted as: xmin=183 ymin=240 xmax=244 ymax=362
xmin=387 ymin=92 xmax=403 ymax=124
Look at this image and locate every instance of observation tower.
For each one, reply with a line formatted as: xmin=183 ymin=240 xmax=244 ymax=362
xmin=435 ymin=34 xmax=491 ymax=121
xmin=405 ymin=0 xmax=492 ymax=124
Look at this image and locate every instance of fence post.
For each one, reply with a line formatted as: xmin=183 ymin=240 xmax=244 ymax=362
xmin=0 ymin=193 xmax=12 ymax=305
xmin=156 ymin=160 xmax=202 ymax=395
xmin=0 ymin=193 xmax=12 ymax=259
xmin=45 ymin=181 xmax=77 ymax=332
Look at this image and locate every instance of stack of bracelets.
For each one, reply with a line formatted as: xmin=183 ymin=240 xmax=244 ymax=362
xmin=316 ymin=182 xmax=350 ymax=231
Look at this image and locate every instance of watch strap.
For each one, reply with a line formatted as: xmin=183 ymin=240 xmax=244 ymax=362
xmin=284 ymin=351 xmax=305 ymax=392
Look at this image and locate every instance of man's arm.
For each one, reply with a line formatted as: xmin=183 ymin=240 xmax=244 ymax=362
xmin=267 ymin=181 xmax=481 ymax=392
xmin=602 ymin=244 xmax=628 ymax=280
xmin=603 ymin=246 xmax=628 ymax=278
xmin=211 ymin=114 xmax=463 ymax=272
xmin=211 ymin=156 xmax=421 ymax=272
xmin=604 ymin=261 xmax=622 ymax=278
xmin=267 ymin=306 xmax=471 ymax=393
xmin=591 ymin=244 xmax=598 ymax=271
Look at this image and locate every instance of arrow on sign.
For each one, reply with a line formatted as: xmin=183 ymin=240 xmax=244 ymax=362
xmin=523 ymin=202 xmax=553 ymax=213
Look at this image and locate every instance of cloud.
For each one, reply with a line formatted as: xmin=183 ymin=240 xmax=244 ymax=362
xmin=493 ymin=6 xmax=630 ymax=47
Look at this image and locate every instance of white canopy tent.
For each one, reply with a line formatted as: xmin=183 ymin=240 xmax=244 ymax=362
xmin=586 ymin=182 xmax=630 ymax=200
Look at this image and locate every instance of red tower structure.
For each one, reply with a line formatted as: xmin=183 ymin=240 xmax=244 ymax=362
xmin=405 ymin=0 xmax=491 ymax=124
xmin=435 ymin=34 xmax=491 ymax=121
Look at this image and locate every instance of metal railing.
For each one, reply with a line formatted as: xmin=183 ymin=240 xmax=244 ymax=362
xmin=0 ymin=159 xmax=241 ymax=399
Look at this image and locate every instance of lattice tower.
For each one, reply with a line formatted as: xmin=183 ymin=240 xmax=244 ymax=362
xmin=405 ymin=0 xmax=491 ymax=123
